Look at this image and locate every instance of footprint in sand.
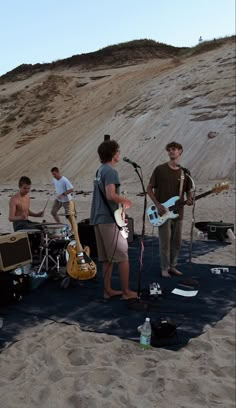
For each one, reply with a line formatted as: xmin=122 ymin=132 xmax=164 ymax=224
xmin=67 ymin=347 xmax=94 ymax=366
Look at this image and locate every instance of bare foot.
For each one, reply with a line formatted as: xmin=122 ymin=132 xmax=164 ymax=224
xmin=122 ymin=290 xmax=138 ymax=300
xmin=161 ymin=270 xmax=171 ymax=278
xmin=104 ymin=289 xmax=123 ymax=299
xmin=168 ymin=268 xmax=183 ymax=276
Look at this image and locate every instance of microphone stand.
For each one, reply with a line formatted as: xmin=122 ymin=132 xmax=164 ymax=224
xmin=185 ymin=173 xmax=197 ymax=264
xmin=126 ymin=164 xmax=152 ymax=311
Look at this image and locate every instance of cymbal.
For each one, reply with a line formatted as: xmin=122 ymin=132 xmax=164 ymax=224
xmin=41 ymin=222 xmax=68 ymax=227
xmin=33 ymin=222 xmax=68 ymax=227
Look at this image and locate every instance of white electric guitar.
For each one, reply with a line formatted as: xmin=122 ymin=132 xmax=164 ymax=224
xmin=114 ymin=205 xmax=129 ymax=239
xmin=147 ymin=182 xmax=229 ymax=227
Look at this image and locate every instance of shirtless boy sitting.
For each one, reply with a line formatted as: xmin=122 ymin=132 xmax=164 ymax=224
xmin=9 ymin=176 xmax=45 ymax=231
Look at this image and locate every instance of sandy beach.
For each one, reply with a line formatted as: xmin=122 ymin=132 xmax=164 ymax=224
xmin=0 ymin=182 xmax=235 ymax=408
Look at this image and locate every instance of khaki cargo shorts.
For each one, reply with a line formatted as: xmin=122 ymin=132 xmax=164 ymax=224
xmin=94 ymin=223 xmax=128 ymax=263
xmin=51 ymin=199 xmax=76 ymax=219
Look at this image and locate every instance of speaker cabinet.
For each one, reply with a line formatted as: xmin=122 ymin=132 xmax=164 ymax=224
xmin=77 ymin=220 xmax=98 ymax=258
xmin=0 ymin=232 xmax=32 ymax=272
xmin=127 ymin=217 xmax=134 ymax=243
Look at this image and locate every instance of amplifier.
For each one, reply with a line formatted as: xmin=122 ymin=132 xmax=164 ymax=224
xmin=0 ymin=232 xmax=32 ymax=272
xmin=127 ymin=217 xmax=134 ymax=243
xmin=77 ymin=219 xmax=98 ymax=258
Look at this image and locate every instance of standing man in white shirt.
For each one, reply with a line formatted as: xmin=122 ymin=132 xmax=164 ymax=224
xmin=51 ymin=167 xmax=74 ymax=224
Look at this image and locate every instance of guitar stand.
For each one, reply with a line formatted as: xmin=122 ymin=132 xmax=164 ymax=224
xmin=37 ymin=231 xmax=60 ymax=274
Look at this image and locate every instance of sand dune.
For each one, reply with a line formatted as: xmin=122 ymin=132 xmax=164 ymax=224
xmin=0 ymin=39 xmax=235 ymax=184
xmin=0 ymin=39 xmax=235 ymax=407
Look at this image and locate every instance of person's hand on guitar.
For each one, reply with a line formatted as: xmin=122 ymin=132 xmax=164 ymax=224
xmin=157 ymin=203 xmax=167 ymax=216
xmin=186 ymin=192 xmax=193 ymax=206
xmin=121 ymin=198 xmax=131 ymax=210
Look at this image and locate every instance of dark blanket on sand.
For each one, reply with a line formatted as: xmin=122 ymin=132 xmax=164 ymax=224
xmin=0 ymin=236 xmax=235 ymax=351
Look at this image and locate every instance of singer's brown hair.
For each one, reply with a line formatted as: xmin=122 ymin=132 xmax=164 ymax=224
xmin=98 ymin=140 xmax=120 ymax=163
xmin=166 ymin=141 xmax=183 ymax=151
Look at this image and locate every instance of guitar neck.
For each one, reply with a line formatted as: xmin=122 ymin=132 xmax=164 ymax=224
xmin=170 ymin=190 xmax=213 ymax=211
xmin=183 ymin=190 xmax=212 ymax=205
xmin=71 ymin=215 xmax=83 ymax=253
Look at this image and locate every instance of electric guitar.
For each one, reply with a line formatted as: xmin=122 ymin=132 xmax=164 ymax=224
xmin=147 ymin=182 xmax=229 ymax=227
xmin=114 ymin=205 xmax=129 ymax=239
xmin=66 ymin=201 xmax=97 ymax=280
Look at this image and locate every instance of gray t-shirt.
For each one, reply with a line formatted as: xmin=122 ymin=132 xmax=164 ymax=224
xmin=90 ymin=163 xmax=120 ymax=225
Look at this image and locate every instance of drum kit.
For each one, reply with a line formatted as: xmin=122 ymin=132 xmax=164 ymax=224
xmin=18 ymin=222 xmax=73 ymax=275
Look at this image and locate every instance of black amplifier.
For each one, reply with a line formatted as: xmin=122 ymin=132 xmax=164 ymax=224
xmin=77 ymin=219 xmax=97 ymax=258
xmin=127 ymin=217 xmax=134 ymax=243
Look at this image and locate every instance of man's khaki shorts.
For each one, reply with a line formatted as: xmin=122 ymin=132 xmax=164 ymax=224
xmin=51 ymin=199 xmax=76 ymax=219
xmin=94 ymin=223 xmax=128 ymax=263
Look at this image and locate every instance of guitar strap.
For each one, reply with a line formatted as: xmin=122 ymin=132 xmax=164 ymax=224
xmin=179 ymin=169 xmax=185 ymax=198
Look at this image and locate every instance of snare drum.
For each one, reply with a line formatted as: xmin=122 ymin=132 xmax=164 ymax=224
xmin=44 ymin=224 xmax=69 ymax=239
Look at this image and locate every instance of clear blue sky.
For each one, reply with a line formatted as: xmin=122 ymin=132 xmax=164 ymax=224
xmin=0 ymin=0 xmax=235 ymax=76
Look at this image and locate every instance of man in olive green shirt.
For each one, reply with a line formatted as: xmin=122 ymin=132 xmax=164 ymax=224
xmin=147 ymin=141 xmax=193 ymax=277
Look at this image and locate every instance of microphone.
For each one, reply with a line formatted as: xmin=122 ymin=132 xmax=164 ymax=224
xmin=123 ymin=157 xmax=141 ymax=168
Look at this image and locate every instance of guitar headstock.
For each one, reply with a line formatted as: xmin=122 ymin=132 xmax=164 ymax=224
xmin=211 ymin=182 xmax=230 ymax=194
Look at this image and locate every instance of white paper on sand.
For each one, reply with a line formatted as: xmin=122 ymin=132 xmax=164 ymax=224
xmin=172 ymin=288 xmax=198 ymax=297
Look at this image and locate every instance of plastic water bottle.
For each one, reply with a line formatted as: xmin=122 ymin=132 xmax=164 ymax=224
xmin=140 ymin=317 xmax=152 ymax=349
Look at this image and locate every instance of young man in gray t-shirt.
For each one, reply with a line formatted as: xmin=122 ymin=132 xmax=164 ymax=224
xmin=90 ymin=140 xmax=137 ymax=300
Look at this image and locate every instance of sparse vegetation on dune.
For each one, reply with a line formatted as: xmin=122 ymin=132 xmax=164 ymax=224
xmin=0 ymin=36 xmax=234 ymax=84
xmin=0 ymin=35 xmax=235 ymax=183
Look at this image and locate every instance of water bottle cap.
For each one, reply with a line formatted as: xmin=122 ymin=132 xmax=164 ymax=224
xmin=145 ymin=317 xmax=150 ymax=322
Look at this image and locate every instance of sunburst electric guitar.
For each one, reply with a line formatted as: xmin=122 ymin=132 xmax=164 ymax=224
xmin=147 ymin=182 xmax=229 ymax=227
xmin=66 ymin=201 xmax=96 ymax=280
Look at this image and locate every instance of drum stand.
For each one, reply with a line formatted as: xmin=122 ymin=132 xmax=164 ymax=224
xmin=37 ymin=231 xmax=60 ymax=274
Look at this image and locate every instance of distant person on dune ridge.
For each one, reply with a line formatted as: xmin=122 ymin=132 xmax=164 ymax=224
xmin=9 ymin=176 xmax=45 ymax=231
xmin=50 ymin=167 xmax=75 ymax=226
xmin=147 ymin=141 xmax=193 ymax=278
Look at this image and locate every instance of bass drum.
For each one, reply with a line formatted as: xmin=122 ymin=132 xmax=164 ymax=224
xmin=48 ymin=239 xmax=70 ymax=267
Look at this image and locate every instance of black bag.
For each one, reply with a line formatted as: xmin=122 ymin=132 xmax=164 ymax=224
xmin=0 ymin=272 xmax=30 ymax=306
xmin=151 ymin=318 xmax=177 ymax=347
xmin=195 ymin=221 xmax=234 ymax=241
